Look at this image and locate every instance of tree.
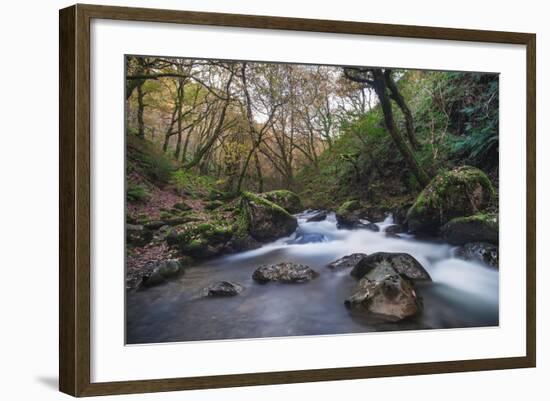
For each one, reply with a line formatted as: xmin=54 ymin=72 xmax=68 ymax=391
xmin=343 ymin=67 xmax=431 ymax=187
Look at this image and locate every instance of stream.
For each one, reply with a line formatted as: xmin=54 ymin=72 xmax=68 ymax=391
xmin=126 ymin=210 xmax=499 ymax=344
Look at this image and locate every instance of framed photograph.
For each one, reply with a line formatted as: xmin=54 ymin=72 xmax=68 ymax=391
xmin=59 ymin=4 xmax=536 ymax=397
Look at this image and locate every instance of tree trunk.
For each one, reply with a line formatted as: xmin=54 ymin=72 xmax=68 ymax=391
xmin=371 ymin=70 xmax=430 ymax=187
xmin=254 ymin=151 xmax=264 ymax=193
xmin=136 ymin=83 xmax=145 ymax=139
xmin=384 ymin=70 xmax=420 ymax=150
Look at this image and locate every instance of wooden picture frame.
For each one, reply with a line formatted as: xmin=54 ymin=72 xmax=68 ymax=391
xmin=59 ymin=3 xmax=536 ymax=397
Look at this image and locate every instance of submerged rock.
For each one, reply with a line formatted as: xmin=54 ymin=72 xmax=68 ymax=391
xmin=455 ymin=242 xmax=499 ymax=268
xmin=252 ymin=262 xmax=318 ymax=284
xmin=306 ymin=210 xmax=328 ymax=222
xmin=345 ymin=273 xmax=421 ymax=321
xmin=240 ymin=192 xmax=298 ymax=242
xmin=406 ymin=166 xmax=495 ymax=234
xmin=201 ymin=281 xmax=244 ymax=297
xmin=327 ymin=253 xmax=368 ymax=270
xmin=259 ymin=190 xmax=303 ymax=213
xmin=441 ymin=213 xmax=498 ymax=245
xmin=350 ymin=252 xmax=431 ymax=281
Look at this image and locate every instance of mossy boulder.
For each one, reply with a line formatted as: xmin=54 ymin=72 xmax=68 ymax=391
xmin=337 ymin=200 xmax=361 ymax=215
xmin=240 ymin=192 xmax=298 ymax=241
xmin=406 ymin=166 xmax=495 ymax=234
xmin=259 ymin=190 xmax=303 ymax=213
xmin=166 ymin=220 xmax=235 ymax=258
xmin=441 ymin=213 xmax=498 ymax=245
xmin=335 ymin=200 xmax=363 ymax=228
xmin=335 ymin=200 xmax=379 ymax=231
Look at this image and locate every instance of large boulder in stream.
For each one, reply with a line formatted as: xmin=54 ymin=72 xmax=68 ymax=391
xmin=335 ymin=200 xmax=379 ymax=231
xmin=406 ymin=166 xmax=495 ymax=234
xmin=441 ymin=213 xmax=498 ymax=245
xmin=345 ymin=253 xmax=426 ymax=321
xmin=350 ymin=252 xmax=431 ymax=281
xmin=240 ymin=192 xmax=298 ymax=242
xmin=306 ymin=210 xmax=328 ymax=222
xmin=253 ymin=262 xmax=318 ymax=284
xmin=201 ymin=281 xmax=245 ymax=297
xmin=455 ymin=242 xmax=499 ymax=268
xmin=327 ymin=253 xmax=368 ymax=270
xmin=259 ymin=190 xmax=303 ymax=213
xmin=345 ymin=272 xmax=421 ymax=322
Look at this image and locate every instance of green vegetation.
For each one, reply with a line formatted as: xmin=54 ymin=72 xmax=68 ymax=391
xmin=406 ymin=166 xmax=495 ymax=233
xmin=126 ymin=183 xmax=150 ymax=203
xmin=125 ymin=56 xmax=499 ymax=271
xmin=127 ymin=132 xmax=174 ymax=186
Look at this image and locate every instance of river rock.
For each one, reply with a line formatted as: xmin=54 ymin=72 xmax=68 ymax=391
xmin=201 ymin=281 xmax=244 ymax=297
xmin=327 ymin=253 xmax=368 ymax=270
xmin=406 ymin=166 xmax=495 ymax=234
xmin=385 ymin=224 xmax=405 ymax=234
xmin=345 ymin=273 xmax=421 ymax=321
xmin=306 ymin=210 xmax=328 ymax=222
xmin=241 ymin=192 xmax=298 ymax=242
xmin=441 ymin=213 xmax=498 ymax=245
xmin=252 ymin=262 xmax=318 ymax=284
xmin=455 ymin=242 xmax=499 ymax=268
xmin=350 ymin=252 xmax=431 ymax=281
xmin=139 ymin=259 xmax=184 ymax=288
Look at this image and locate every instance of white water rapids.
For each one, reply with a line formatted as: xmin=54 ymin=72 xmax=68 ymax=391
xmin=126 ymin=210 xmax=499 ymax=344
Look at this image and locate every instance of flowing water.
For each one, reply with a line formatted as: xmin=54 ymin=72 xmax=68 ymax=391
xmin=126 ymin=211 xmax=499 ymax=344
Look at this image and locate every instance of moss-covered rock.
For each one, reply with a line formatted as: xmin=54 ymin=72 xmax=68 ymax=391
xmin=441 ymin=213 xmax=498 ymax=245
xmin=337 ymin=200 xmax=361 ymax=215
xmin=406 ymin=166 xmax=495 ymax=233
xmin=335 ymin=200 xmax=363 ymax=228
xmin=259 ymin=190 xmax=303 ymax=213
xmin=240 ymin=192 xmax=298 ymax=241
xmin=166 ymin=219 xmax=235 ymax=258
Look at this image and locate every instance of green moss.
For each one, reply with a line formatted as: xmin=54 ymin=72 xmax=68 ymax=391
xmin=242 ymin=191 xmax=293 ymax=217
xmin=447 ymin=212 xmax=498 ymax=227
xmin=259 ymin=190 xmax=303 ymax=213
xmin=407 ymin=166 xmax=495 ymax=232
xmin=337 ymin=200 xmax=361 ymax=215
